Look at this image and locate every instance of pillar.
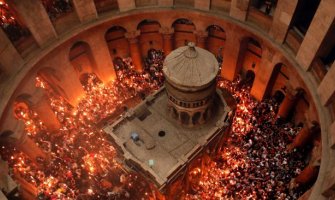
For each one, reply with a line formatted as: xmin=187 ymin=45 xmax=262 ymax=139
xmin=269 ymin=0 xmax=299 ymax=43
xmin=194 ymin=31 xmax=208 ymax=49
xmin=0 ymin=29 xmax=24 ymax=76
xmin=16 ymin=134 xmax=47 ymax=164
xmin=330 ymin=120 xmax=335 ymax=149
xmin=288 ymin=123 xmax=320 ymax=151
xmin=13 ymin=170 xmax=38 ymax=199
xmin=29 ymin=88 xmax=61 ymax=131
xmin=296 ymin=0 xmax=335 ymax=71
xmin=293 ymin=163 xmax=319 ymax=187
xmin=159 ymin=27 xmax=174 ymax=55
xmin=72 ymin=0 xmax=97 ymax=22
xmin=39 ymin=50 xmax=86 ymax=107
xmin=221 ymin=31 xmax=241 ymax=81
xmin=1 ymin=119 xmax=47 ymax=164
xmin=125 ymin=31 xmax=144 ymax=72
xmin=0 ymin=159 xmax=18 ymax=195
xmin=230 ymin=0 xmax=250 ymax=21
xmin=158 ymin=0 xmax=173 ymax=6
xmin=88 ymin=33 xmax=116 ymax=84
xmin=8 ymin=0 xmax=57 ymax=46
xmin=117 ymin=0 xmax=135 ymax=11
xmin=194 ymin=0 xmax=210 ymax=11
xmin=276 ymin=89 xmax=300 ymax=120
xmin=250 ymin=49 xmax=280 ymax=101
xmin=317 ymin=61 xmax=335 ymax=106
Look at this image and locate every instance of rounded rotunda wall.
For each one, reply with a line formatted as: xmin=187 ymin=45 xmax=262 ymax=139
xmin=0 ymin=5 xmax=333 ymax=200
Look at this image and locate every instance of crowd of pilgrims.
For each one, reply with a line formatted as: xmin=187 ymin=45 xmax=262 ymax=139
xmin=185 ymin=76 xmax=311 ymax=200
xmin=0 ymin=49 xmax=311 ymax=199
xmin=42 ymin=0 xmax=73 ymax=21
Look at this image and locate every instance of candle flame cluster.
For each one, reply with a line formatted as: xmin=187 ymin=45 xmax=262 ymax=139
xmin=1 ymin=50 xmax=309 ymax=200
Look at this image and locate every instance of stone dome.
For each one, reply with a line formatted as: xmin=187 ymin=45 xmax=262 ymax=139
xmin=163 ymin=42 xmax=219 ymax=89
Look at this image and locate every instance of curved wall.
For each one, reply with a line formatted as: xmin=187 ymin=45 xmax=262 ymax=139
xmin=0 ymin=1 xmax=335 ymax=199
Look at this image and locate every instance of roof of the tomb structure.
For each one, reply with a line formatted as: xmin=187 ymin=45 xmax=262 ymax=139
xmin=163 ymin=42 xmax=219 ymax=90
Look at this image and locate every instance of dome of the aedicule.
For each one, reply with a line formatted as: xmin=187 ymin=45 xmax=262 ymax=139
xmin=0 ymin=0 xmax=334 ymax=200
xmin=163 ymin=42 xmax=219 ymax=89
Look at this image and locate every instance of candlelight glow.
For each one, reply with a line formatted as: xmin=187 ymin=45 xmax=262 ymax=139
xmin=0 ymin=50 xmax=308 ymax=199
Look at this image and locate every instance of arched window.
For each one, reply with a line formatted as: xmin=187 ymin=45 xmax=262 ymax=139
xmin=172 ymin=18 xmax=196 ymax=48
xmin=137 ymin=19 xmax=162 ymax=57
xmin=105 ymin=26 xmax=129 ymax=59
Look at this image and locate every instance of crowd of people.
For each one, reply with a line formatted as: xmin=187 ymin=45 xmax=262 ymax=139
xmin=185 ymin=76 xmax=310 ymax=200
xmin=0 ymin=1 xmax=30 ymax=42
xmin=42 ymin=0 xmax=73 ymax=21
xmin=0 ymin=49 xmax=312 ymax=200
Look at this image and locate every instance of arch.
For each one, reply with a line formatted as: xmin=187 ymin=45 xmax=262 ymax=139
xmin=79 ymin=73 xmax=102 ymax=88
xmin=273 ymin=90 xmax=285 ymax=104
xmin=180 ymin=112 xmax=190 ymax=125
xmin=236 ymin=37 xmax=262 ymax=77
xmin=172 ymin=18 xmax=196 ymax=48
xmin=206 ymin=25 xmax=226 ymax=61
xmin=0 ymin=130 xmax=14 ymax=138
xmin=36 ymin=67 xmax=68 ymax=99
xmin=137 ymin=19 xmax=161 ymax=30
xmin=264 ymin=63 xmax=285 ymax=98
xmin=69 ymin=41 xmax=97 ymax=76
xmin=137 ymin=19 xmax=163 ymax=57
xmin=172 ymin=107 xmax=178 ymax=119
xmin=192 ymin=112 xmax=201 ymax=125
xmin=245 ymin=70 xmax=255 ymax=87
xmin=105 ymin=26 xmax=129 ymax=59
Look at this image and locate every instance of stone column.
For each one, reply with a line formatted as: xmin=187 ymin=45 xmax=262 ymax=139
xmin=317 ymin=61 xmax=335 ymax=106
xmin=195 ymin=31 xmax=208 ymax=49
xmin=88 ymin=33 xmax=116 ymax=84
xmin=250 ymin=49 xmax=279 ymax=101
xmin=159 ymin=27 xmax=174 ymax=56
xmin=221 ymin=32 xmax=241 ymax=81
xmin=13 ymin=170 xmax=38 ymax=199
xmin=2 ymin=119 xmax=47 ymax=164
xmin=288 ymin=122 xmax=320 ymax=151
xmin=158 ymin=0 xmax=173 ymax=6
xmin=125 ymin=31 xmax=143 ymax=72
xmin=8 ymin=0 xmax=57 ymax=46
xmin=330 ymin=120 xmax=335 ymax=149
xmin=276 ymin=89 xmax=301 ymax=120
xmin=194 ymin=0 xmax=210 ymax=11
xmin=269 ymin=0 xmax=299 ymax=43
xmin=296 ymin=0 xmax=335 ymax=71
xmin=117 ymin=0 xmax=135 ymax=11
xmin=292 ymin=162 xmax=319 ymax=187
xmin=0 ymin=29 xmax=24 ymax=76
xmin=40 ymin=51 xmax=86 ymax=107
xmin=230 ymin=0 xmax=250 ymax=21
xmin=29 ymin=88 xmax=61 ymax=131
xmin=72 ymin=0 xmax=98 ymax=23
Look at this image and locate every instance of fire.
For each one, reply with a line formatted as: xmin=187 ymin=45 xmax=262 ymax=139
xmin=0 ymin=51 xmax=308 ymax=200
